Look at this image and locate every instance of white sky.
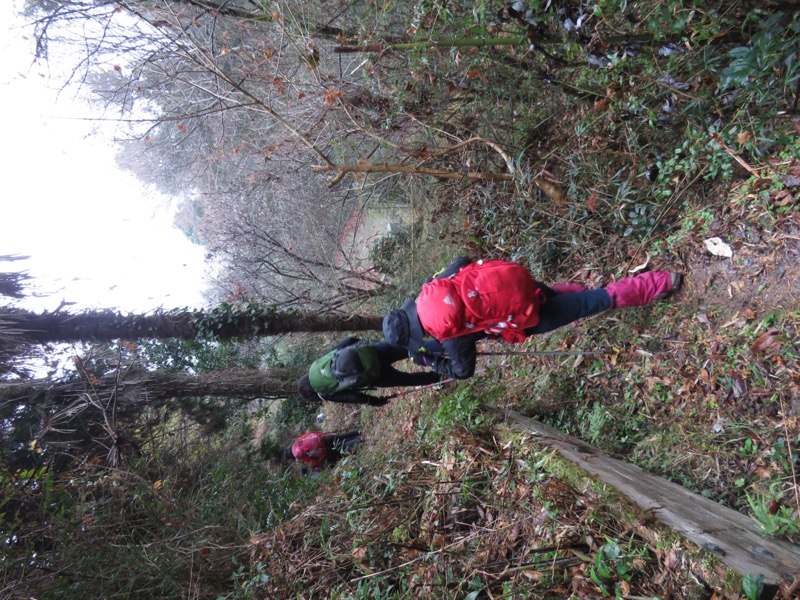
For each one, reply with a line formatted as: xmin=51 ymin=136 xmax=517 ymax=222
xmin=1 ymin=4 xmax=210 ymax=313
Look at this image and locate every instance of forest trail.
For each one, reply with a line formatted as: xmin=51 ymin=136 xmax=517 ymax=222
xmin=677 ymin=210 xmax=800 ymax=314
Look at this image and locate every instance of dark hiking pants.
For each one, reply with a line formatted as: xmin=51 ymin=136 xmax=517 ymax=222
xmin=372 ymin=342 xmax=441 ymax=387
xmin=525 ymin=289 xmax=612 ymax=335
xmin=323 ymin=431 xmax=364 ymax=457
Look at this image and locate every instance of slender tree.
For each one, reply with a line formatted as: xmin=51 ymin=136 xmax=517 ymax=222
xmin=0 ymin=306 xmax=382 ymax=346
xmin=1 ymin=368 xmax=298 ymax=414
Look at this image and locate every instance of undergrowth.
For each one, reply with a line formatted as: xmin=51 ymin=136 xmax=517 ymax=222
xmin=8 ymin=1 xmax=800 ymax=597
xmin=238 ymin=387 xmax=732 ymax=598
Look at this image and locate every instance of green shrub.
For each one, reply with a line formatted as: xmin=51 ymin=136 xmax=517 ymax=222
xmin=370 ymin=224 xmax=413 ymax=276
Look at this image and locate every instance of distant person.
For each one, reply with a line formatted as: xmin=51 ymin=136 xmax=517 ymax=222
xmin=284 ymin=430 xmax=364 ymax=472
xmin=297 ymin=337 xmax=445 ymax=406
xmin=382 ymin=257 xmax=682 ymax=380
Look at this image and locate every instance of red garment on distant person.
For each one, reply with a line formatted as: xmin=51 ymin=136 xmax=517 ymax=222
xmin=291 ymin=432 xmax=330 ymax=469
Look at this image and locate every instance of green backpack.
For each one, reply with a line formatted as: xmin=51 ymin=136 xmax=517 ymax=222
xmin=308 ymin=345 xmax=381 ymax=395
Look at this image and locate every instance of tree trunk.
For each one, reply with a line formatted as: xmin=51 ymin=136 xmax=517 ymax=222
xmin=334 ymin=36 xmax=527 ymax=53
xmin=311 ymin=162 xmax=512 ymax=188
xmin=0 ymin=368 xmax=300 ymax=408
xmin=0 ymin=307 xmax=383 ymax=345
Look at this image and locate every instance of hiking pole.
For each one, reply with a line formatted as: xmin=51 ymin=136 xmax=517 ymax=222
xmin=478 ymin=350 xmax=609 ymax=357
xmin=383 ymin=378 xmax=455 ymax=400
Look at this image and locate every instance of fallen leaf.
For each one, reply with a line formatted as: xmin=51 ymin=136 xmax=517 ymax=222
xmin=721 ymin=316 xmax=746 ymax=329
xmin=754 ymin=467 xmax=772 ymax=479
xmin=249 ymin=533 xmax=267 ymax=546
xmin=628 ymin=253 xmax=650 ymax=273
xmin=704 ymin=237 xmax=733 ymax=258
xmin=322 ymin=89 xmax=344 ymax=104
xmin=586 ymin=192 xmax=598 ymax=212
xmin=750 ymin=387 xmax=773 ymax=396
xmin=664 ymin=549 xmax=678 ymax=569
xmin=736 ymin=131 xmax=752 ymax=145
xmin=782 ymin=174 xmax=800 ymax=188
xmin=730 ymin=373 xmax=747 ymax=398
xmin=750 ymin=329 xmax=782 ymax=357
xmin=772 ymin=189 xmax=794 ymax=205
xmin=414 ymin=145 xmax=431 ymax=159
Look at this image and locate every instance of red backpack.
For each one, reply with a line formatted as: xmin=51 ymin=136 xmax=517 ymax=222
xmin=292 ymin=432 xmax=329 ymax=467
xmin=416 ymin=260 xmax=542 ymax=343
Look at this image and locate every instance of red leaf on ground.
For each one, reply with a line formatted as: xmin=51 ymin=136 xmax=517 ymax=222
xmin=323 ymin=89 xmax=344 ymax=105
xmin=586 ymin=192 xmax=598 ymax=213
xmin=768 ymin=499 xmax=781 ymax=515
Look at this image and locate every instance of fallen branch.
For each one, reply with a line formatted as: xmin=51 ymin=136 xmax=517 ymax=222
xmin=334 ymin=36 xmax=527 ymax=54
xmin=311 ymin=162 xmax=513 ymax=188
xmin=426 ymin=136 xmax=515 ymax=174
xmin=710 ymin=134 xmax=762 ymax=178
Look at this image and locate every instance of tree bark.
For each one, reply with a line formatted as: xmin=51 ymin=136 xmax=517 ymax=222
xmin=0 ymin=368 xmax=299 ymax=406
xmin=0 ymin=307 xmax=383 ymax=345
xmin=497 ymin=407 xmax=800 ymax=585
xmin=334 ymin=36 xmax=527 ymax=53
xmin=311 ymin=162 xmax=512 ymax=188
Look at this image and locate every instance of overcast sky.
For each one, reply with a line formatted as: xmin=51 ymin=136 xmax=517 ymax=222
xmin=1 ymin=3 xmax=210 ymax=313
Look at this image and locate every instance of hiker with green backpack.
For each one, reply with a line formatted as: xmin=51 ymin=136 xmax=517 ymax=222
xmin=297 ymin=336 xmax=445 ymax=406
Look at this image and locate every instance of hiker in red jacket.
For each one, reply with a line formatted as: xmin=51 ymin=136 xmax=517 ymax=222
xmin=284 ymin=430 xmax=364 ymax=471
xmin=382 ymin=257 xmax=682 ymax=380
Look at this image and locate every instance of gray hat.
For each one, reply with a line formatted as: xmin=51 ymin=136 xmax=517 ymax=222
xmin=382 ymin=298 xmax=424 ymax=351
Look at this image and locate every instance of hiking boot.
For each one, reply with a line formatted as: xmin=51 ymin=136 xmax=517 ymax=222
xmin=550 ymin=282 xmax=588 ymax=296
xmin=605 ymin=271 xmax=682 ymax=309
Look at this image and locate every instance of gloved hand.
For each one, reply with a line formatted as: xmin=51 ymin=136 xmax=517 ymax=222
xmin=368 ymin=397 xmax=391 ymax=407
xmin=410 ymin=352 xmax=431 ymax=367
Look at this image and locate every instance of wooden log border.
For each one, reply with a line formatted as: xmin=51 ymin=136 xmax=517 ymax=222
xmin=496 ymin=407 xmax=800 ymax=585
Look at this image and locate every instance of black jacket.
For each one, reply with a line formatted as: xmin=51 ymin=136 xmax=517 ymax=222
xmin=435 ymin=335 xmax=481 ymax=379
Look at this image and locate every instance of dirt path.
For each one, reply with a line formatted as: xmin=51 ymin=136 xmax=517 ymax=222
xmin=677 ymin=213 xmax=800 ymax=314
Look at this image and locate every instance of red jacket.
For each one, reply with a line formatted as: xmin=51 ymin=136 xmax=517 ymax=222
xmin=291 ymin=432 xmax=330 ymax=469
